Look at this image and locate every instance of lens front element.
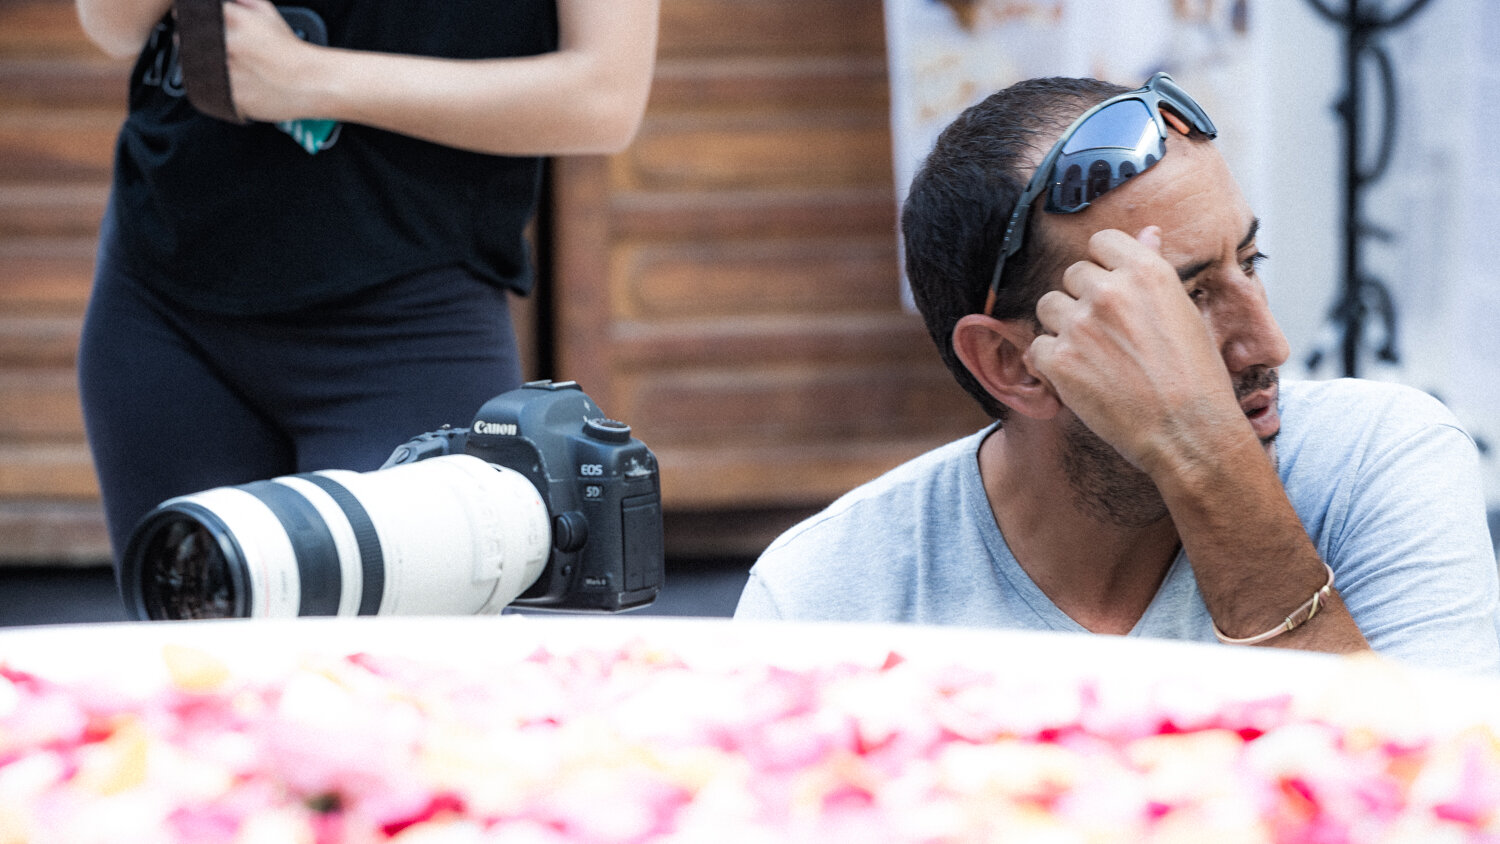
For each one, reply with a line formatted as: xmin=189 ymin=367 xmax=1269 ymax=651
xmin=134 ymin=510 xmax=243 ymax=620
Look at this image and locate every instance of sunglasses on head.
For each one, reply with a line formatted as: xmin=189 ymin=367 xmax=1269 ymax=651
xmin=981 ymin=72 xmax=1218 ymax=317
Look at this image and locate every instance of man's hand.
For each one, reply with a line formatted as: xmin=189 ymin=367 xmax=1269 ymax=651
xmin=1025 ymin=226 xmax=1253 ymax=478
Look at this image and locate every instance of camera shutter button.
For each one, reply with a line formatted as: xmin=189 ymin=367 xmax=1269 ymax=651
xmin=583 ymin=417 xmax=631 ymax=443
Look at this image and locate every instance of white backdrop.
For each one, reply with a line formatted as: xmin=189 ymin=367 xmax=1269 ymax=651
xmin=885 ymin=0 xmax=1500 ymax=505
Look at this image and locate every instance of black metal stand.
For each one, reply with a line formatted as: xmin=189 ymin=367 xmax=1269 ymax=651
xmin=1301 ymin=0 xmax=1435 ymax=377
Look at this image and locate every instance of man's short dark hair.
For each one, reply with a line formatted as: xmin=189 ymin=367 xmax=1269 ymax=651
xmin=901 ymin=77 xmax=1130 ymax=420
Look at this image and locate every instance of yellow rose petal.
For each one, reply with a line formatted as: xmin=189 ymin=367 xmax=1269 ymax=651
xmin=163 ymin=644 xmax=230 ymax=693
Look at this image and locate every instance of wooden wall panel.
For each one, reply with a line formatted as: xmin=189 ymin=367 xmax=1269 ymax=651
xmin=0 ymin=0 xmax=124 ymax=563
xmin=553 ymin=0 xmax=990 ymax=554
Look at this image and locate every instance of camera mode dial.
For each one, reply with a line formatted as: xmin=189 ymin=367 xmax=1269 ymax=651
xmin=583 ymin=417 xmax=632 ymax=444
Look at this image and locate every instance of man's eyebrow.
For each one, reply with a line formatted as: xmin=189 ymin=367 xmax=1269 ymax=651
xmin=1175 ymin=217 xmax=1261 ymax=282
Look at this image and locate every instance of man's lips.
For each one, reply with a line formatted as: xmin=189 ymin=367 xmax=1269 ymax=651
xmin=1239 ymin=388 xmax=1281 ymax=441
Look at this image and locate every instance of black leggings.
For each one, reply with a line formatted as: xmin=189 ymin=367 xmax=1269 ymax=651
xmin=78 ymin=232 xmax=524 ymax=575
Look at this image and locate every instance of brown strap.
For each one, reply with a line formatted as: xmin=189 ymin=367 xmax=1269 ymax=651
xmin=174 ymin=0 xmax=245 ymax=124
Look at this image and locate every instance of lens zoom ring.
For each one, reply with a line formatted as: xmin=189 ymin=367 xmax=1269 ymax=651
xmin=296 ymin=473 xmax=386 ymax=615
xmin=241 ymin=481 xmax=343 ymax=616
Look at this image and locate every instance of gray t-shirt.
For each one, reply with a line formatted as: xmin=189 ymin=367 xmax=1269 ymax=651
xmin=735 ymin=379 xmax=1500 ymax=675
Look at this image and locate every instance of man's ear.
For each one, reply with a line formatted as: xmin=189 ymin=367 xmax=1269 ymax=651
xmin=952 ymin=314 xmax=1061 ymax=420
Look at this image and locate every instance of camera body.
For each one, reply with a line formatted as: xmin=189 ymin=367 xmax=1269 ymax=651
xmin=385 ymin=380 xmax=664 ymax=611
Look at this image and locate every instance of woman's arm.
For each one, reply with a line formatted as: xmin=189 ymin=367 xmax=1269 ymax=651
xmin=76 ymin=0 xmax=173 ymax=59
xmin=223 ymin=0 xmax=660 ymax=155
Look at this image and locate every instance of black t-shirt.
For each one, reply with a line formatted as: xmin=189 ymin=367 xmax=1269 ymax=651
xmin=109 ymin=1 xmax=559 ymax=315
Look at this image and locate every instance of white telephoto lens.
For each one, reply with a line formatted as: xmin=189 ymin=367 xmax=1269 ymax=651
xmin=125 ymin=454 xmax=552 ymax=619
xmin=313 ymin=455 xmax=551 ymax=615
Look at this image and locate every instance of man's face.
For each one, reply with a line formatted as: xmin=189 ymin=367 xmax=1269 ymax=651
xmin=1036 ymin=135 xmax=1290 ymax=526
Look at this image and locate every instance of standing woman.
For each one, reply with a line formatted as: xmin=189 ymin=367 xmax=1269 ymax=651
xmin=74 ymin=0 xmax=659 ymax=576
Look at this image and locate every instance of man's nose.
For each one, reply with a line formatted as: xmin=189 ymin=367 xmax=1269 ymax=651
xmin=1219 ymin=281 xmax=1290 ymax=374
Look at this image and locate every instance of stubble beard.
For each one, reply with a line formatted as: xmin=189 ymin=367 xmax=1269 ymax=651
xmin=1060 ymin=369 xmax=1282 ymax=529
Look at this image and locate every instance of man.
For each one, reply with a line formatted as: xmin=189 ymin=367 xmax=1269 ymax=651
xmin=734 ymin=74 xmax=1500 ymax=674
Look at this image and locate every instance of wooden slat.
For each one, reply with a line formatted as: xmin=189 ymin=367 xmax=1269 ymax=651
xmin=609 ymin=313 xmax=935 ymax=368
xmin=0 ymin=56 xmax=130 ymax=108
xmin=0 ymin=239 xmax=96 ymax=312
xmin=0 ymin=109 xmax=120 ymax=182
xmin=0 ymin=443 xmax=98 ymax=499
xmin=616 ymin=366 xmax=983 ymax=445
xmin=0 ymin=314 xmax=81 ymax=367
xmin=612 ymin=187 xmax=895 ymax=240
xmin=0 ymin=183 xmax=109 ymax=238
xmin=0 ymin=370 xmax=86 ymax=439
xmin=612 ymin=236 xmax=899 ymax=320
xmin=647 ymin=55 xmax=889 ymax=111
xmin=654 ymin=438 xmax=963 ymax=510
xmin=658 ymin=0 xmax=886 ymax=60
xmin=619 ymin=111 xmax=893 ymax=192
xmin=0 ymin=501 xmax=110 ymax=565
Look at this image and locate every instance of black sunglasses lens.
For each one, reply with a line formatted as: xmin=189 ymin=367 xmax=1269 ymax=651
xmin=1049 ymin=99 xmax=1165 ymax=212
xmin=1061 ymin=99 xmax=1156 ymax=155
xmin=1058 ymin=164 xmax=1083 ymax=209
xmin=1086 ymin=159 xmax=1113 ymax=203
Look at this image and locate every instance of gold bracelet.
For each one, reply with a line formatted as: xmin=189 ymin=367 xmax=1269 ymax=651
xmin=1212 ymin=563 xmax=1336 ymax=646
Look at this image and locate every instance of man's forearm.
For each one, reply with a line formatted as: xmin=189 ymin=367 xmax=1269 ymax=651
xmin=1154 ymin=433 xmax=1369 ymax=654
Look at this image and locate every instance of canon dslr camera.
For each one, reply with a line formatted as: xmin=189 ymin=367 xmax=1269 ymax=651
xmin=121 ymin=381 xmax=664 ymax=620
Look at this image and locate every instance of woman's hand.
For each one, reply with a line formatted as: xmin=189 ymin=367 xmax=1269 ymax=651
xmin=222 ymin=0 xmax=321 ymax=123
